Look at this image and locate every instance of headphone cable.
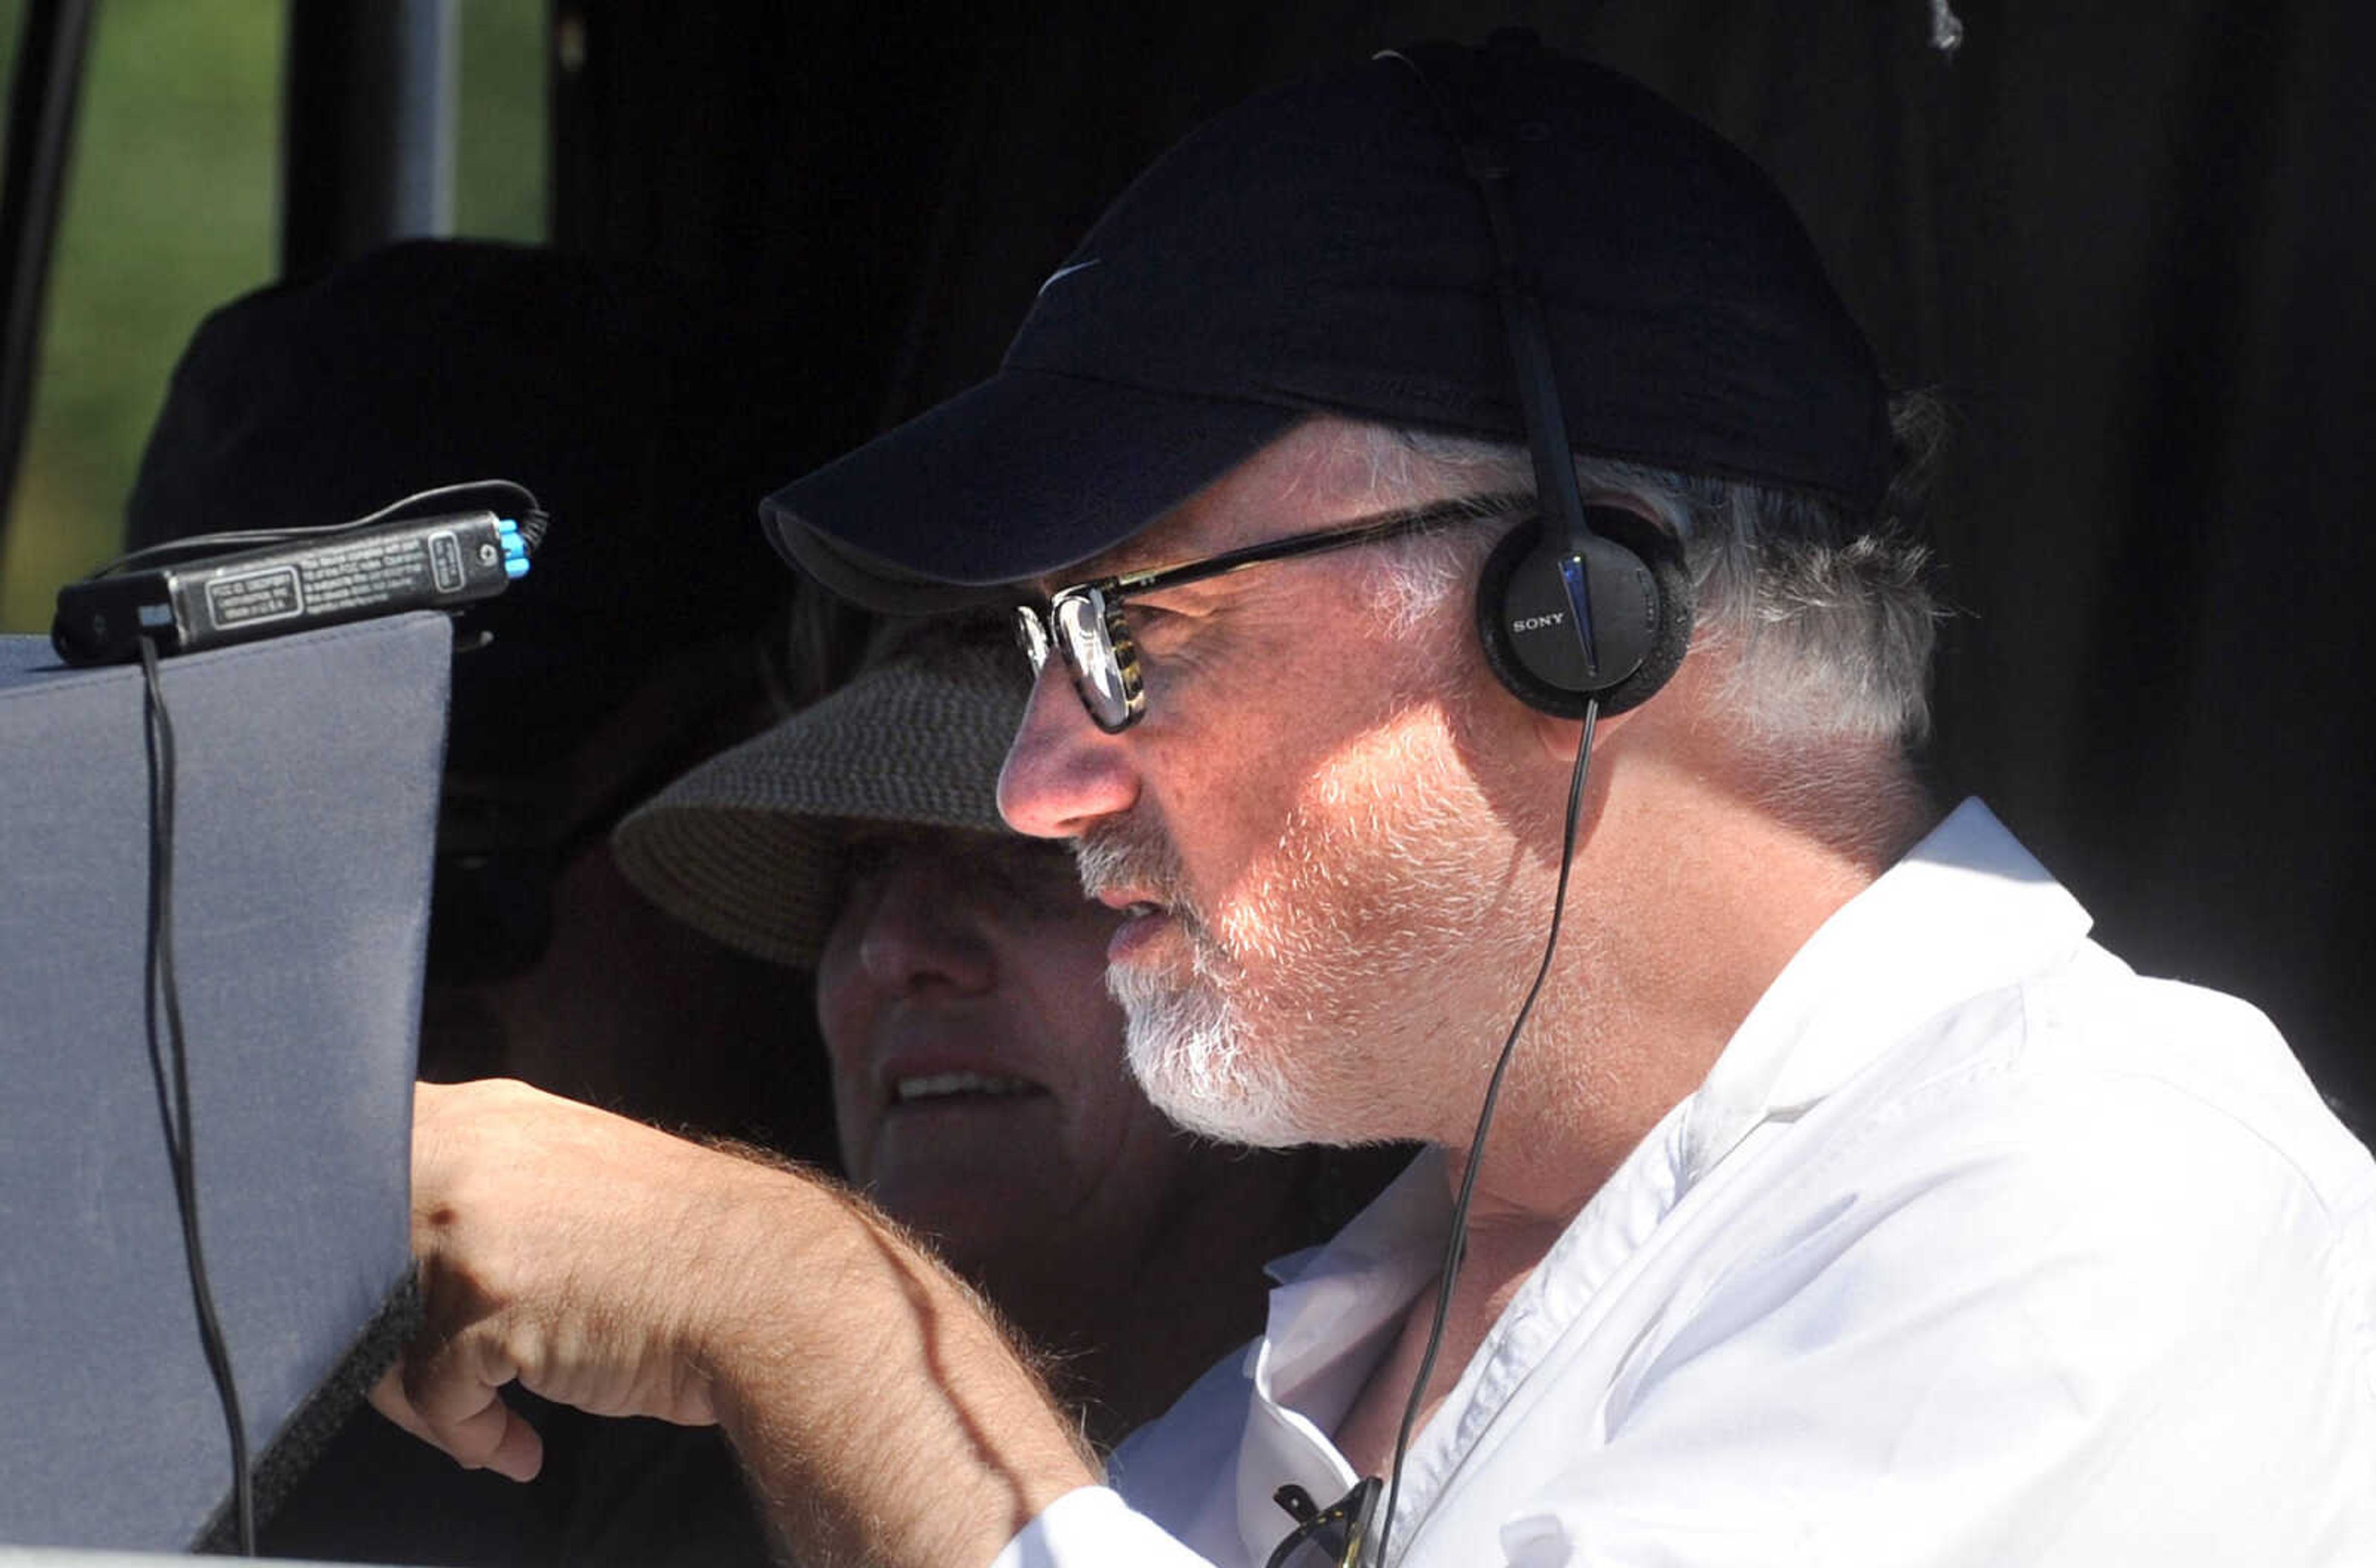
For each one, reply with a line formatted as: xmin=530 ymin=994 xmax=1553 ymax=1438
xmin=138 ymin=635 xmax=256 ymax=1554
xmin=1372 ymin=697 xmax=1598 ymax=1566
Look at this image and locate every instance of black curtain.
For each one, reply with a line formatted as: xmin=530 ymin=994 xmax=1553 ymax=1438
xmin=557 ymin=0 xmax=2376 ymax=1127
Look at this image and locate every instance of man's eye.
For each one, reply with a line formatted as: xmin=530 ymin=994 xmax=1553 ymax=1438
xmin=1121 ymin=600 xmax=1186 ymax=640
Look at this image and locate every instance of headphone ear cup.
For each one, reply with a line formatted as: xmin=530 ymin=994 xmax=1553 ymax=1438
xmin=1585 ymin=504 xmax=1694 ymax=715
xmin=1475 ymin=509 xmax=1694 ymax=718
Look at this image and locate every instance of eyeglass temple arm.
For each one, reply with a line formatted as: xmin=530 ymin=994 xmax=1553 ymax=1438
xmin=1106 ymin=496 xmax=1523 ymax=600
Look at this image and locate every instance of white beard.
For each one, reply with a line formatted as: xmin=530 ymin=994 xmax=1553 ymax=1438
xmin=1104 ymin=936 xmax=1315 ymax=1146
xmin=1078 ymin=820 xmax=1320 ymax=1145
xmin=1072 ymin=675 xmax=1551 ymax=1150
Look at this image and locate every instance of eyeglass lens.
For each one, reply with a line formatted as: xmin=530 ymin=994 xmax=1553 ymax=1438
xmin=1265 ymin=1480 xmax=1379 ymax=1568
xmin=1012 ymin=605 xmax=1052 ymax=674
xmin=1270 ymin=1521 xmax=1357 ymax=1568
xmin=1052 ymin=590 xmax=1134 ymax=728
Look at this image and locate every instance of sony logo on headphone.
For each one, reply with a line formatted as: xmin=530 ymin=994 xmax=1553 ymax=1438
xmin=1512 ymin=611 xmax=1568 ymax=634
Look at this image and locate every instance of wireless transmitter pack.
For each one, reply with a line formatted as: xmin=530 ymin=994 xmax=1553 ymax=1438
xmin=52 ymin=483 xmax=546 ymax=667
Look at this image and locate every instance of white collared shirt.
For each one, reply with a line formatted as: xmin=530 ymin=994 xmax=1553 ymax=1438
xmin=996 ymin=800 xmax=2376 ymax=1567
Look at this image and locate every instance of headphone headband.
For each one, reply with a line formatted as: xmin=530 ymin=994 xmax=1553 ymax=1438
xmin=1397 ymin=33 xmax=1695 ymax=717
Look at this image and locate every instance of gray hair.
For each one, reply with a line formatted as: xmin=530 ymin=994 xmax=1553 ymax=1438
xmin=1352 ymin=395 xmax=1947 ymax=752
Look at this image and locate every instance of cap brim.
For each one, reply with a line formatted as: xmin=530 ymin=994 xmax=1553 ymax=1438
xmin=762 ymin=367 xmax=1301 ymax=611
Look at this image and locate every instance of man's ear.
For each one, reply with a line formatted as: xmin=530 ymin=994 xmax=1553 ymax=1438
xmin=1522 ymin=633 xmax=1698 ymax=767
xmin=1528 ymin=701 xmax=1619 ymax=766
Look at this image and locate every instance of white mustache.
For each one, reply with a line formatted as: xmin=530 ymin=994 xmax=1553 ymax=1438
xmin=1074 ymin=823 xmax=1201 ymax=934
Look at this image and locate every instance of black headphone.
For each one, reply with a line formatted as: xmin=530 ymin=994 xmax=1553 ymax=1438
xmin=1416 ymin=33 xmax=1695 ymax=718
xmin=1346 ymin=45 xmax=1702 ymax=1568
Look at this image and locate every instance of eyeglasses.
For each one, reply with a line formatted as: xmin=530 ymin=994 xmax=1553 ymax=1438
xmin=1013 ymin=495 xmax=1525 ymax=733
xmin=1265 ymin=1478 xmax=1382 ymax=1568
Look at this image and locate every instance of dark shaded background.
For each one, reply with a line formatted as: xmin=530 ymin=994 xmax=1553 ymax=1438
xmin=553 ymin=0 xmax=2372 ymax=1127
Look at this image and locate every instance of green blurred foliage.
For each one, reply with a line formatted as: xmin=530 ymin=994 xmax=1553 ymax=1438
xmin=456 ymin=1 xmax=548 ymax=243
xmin=0 ymin=0 xmax=546 ymax=632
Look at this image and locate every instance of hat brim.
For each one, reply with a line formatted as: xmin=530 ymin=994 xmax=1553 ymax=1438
xmin=762 ymin=366 xmax=1302 ymax=612
xmin=610 ymin=638 xmax=1027 ymax=967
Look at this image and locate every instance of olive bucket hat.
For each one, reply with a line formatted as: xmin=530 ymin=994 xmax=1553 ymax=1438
xmin=611 ymin=622 xmax=1028 ymax=967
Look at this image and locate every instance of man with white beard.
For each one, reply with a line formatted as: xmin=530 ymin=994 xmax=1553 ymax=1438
xmin=377 ymin=36 xmax=2376 ymax=1568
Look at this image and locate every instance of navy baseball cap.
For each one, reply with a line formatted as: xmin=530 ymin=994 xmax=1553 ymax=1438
xmin=766 ymin=33 xmax=1890 ymax=613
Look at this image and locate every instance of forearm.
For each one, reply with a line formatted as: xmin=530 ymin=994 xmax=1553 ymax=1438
xmin=385 ymin=1081 xmax=1098 ymax=1568
xmin=697 ymin=1174 xmax=1100 ymax=1567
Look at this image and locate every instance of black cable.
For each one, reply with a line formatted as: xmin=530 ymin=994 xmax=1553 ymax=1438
xmin=138 ymin=635 xmax=256 ymax=1555
xmin=1361 ymin=44 xmax=1624 ymax=1562
xmin=1373 ymin=698 xmax=1598 ymax=1568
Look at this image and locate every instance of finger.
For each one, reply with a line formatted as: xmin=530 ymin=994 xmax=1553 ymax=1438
xmin=454 ymin=1396 xmax=545 ymax=1483
xmin=368 ymin=1361 xmax=438 ymax=1449
xmin=380 ymin=1343 xmax=548 ymax=1483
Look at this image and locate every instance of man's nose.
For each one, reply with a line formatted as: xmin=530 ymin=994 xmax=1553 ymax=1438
xmin=997 ymin=663 xmax=1138 ymax=840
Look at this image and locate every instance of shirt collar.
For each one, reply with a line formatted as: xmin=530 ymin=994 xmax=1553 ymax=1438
xmin=1229 ymin=1148 xmax=1449 ymax=1550
xmin=1681 ymin=796 xmax=2094 ymax=1181
xmin=1258 ymin=1148 xmax=1450 ymax=1407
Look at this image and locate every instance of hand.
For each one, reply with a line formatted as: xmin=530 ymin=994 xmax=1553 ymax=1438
xmin=375 ymin=1078 xmax=1100 ymax=1567
xmin=372 ymin=1077 xmax=794 ymax=1478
